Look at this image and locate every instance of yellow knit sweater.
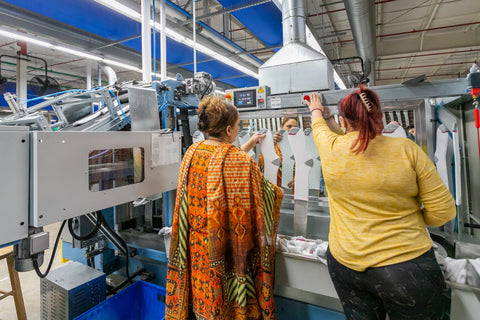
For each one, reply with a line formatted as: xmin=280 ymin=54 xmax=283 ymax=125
xmin=312 ymin=117 xmax=456 ymax=271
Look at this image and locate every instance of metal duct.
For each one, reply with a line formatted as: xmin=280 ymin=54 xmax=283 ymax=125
xmin=101 ymin=64 xmax=118 ymax=85
xmin=259 ymin=0 xmax=334 ymax=94
xmin=343 ymin=0 xmax=376 ymax=85
xmin=282 ymin=0 xmax=306 ymax=46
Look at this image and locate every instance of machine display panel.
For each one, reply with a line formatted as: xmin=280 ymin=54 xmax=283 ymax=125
xmin=88 ymin=147 xmax=145 ymax=191
xmin=234 ymin=89 xmax=256 ymax=108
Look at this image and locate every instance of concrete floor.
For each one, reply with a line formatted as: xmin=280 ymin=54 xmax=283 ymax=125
xmin=0 ymin=222 xmax=62 ymax=320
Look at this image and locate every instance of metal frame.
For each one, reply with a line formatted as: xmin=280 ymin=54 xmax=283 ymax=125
xmin=30 ymin=131 xmax=181 ymax=227
xmin=0 ymin=126 xmax=29 ymax=245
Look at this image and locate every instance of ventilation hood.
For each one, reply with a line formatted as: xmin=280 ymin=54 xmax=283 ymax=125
xmin=259 ymin=0 xmax=334 ymax=95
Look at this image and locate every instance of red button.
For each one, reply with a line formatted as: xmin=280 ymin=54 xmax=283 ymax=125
xmin=259 ymin=99 xmax=264 ymax=103
xmin=225 ymin=93 xmax=232 ymax=99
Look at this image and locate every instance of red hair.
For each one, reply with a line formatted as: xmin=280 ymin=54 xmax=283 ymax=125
xmin=339 ymin=85 xmax=384 ymax=154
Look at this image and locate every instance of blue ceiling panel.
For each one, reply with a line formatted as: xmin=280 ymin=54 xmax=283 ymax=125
xmin=216 ymin=0 xmax=282 ymax=47
xmin=5 ymin=0 xmax=260 ymax=87
xmin=166 ymin=1 xmax=264 ymax=65
xmin=3 ymin=0 xmax=139 ymax=40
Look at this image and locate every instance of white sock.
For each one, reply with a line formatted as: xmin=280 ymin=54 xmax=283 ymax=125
xmin=259 ymin=130 xmax=280 ymax=185
xmin=288 ymin=127 xmax=313 ymax=201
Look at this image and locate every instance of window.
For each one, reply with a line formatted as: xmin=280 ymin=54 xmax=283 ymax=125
xmin=88 ymin=148 xmax=144 ymax=191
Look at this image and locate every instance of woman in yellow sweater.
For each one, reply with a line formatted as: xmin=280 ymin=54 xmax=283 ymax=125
xmin=306 ymin=87 xmax=456 ymax=320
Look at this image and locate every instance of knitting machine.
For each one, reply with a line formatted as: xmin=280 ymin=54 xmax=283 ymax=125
xmin=0 ymin=72 xmax=214 ymax=292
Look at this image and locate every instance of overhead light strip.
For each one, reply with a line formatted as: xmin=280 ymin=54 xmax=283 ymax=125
xmin=95 ymin=0 xmax=259 ymax=79
xmin=0 ymin=28 xmax=143 ymax=73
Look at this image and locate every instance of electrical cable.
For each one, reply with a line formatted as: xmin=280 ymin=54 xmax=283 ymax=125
xmin=67 ymin=211 xmax=132 ymax=283
xmin=107 ymin=89 xmax=131 ymax=124
xmin=32 ymin=220 xmax=67 ymax=278
xmin=200 ymin=74 xmax=213 ymax=100
xmin=68 ymin=212 xmax=102 ymax=241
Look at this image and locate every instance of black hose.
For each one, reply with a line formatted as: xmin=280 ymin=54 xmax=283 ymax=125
xmin=68 ymin=212 xmax=102 ymax=241
xmin=97 ymin=219 xmax=127 ymax=256
xmin=66 ymin=211 xmax=132 ymax=283
xmin=97 ymin=214 xmax=131 ymax=282
xmin=32 ymin=220 xmax=67 ymax=278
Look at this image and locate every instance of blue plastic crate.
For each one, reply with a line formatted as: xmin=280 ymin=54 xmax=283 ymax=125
xmin=74 ymin=281 xmax=166 ymax=320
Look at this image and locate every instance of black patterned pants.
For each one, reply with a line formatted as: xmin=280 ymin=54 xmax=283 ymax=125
xmin=326 ymin=248 xmax=450 ymax=320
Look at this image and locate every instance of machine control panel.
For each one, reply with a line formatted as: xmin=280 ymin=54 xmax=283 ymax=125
xmin=225 ymin=86 xmax=270 ymax=111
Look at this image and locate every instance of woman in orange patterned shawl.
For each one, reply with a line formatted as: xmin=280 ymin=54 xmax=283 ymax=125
xmin=166 ymin=97 xmax=283 ymax=320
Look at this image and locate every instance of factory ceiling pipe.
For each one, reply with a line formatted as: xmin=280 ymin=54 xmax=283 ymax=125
xmin=100 ymin=64 xmax=118 ymax=85
xmin=343 ymin=0 xmax=377 ymax=85
xmin=378 ymin=49 xmax=480 ymax=61
xmin=329 ymin=22 xmax=480 ymax=45
xmin=308 ymin=0 xmax=399 ymax=17
xmin=377 ymin=61 xmax=475 ymax=72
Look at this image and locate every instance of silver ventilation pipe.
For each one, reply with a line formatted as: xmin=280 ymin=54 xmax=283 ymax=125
xmin=259 ymin=0 xmax=334 ymax=94
xmin=343 ymin=0 xmax=376 ymax=85
xmin=101 ymin=64 xmax=118 ymax=85
xmin=282 ymin=0 xmax=306 ymax=46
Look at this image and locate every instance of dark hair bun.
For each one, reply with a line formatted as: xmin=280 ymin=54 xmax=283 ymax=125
xmin=197 ymin=96 xmax=238 ymax=136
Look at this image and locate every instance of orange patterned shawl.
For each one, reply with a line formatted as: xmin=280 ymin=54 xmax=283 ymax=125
xmin=166 ymin=141 xmax=283 ymax=320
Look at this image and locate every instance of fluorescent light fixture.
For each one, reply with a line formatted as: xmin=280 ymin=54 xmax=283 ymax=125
xmin=0 ymin=27 xmax=233 ymax=95
xmin=0 ymin=29 xmax=56 ymax=49
xmin=52 ymin=46 xmax=102 ymax=62
xmin=94 ymin=0 xmax=259 ymax=79
xmin=155 ymin=22 xmax=259 ymax=78
xmin=94 ymin=0 xmax=141 ymax=20
xmin=103 ymin=58 xmax=141 ymax=71
xmin=0 ymin=27 xmax=143 ymax=73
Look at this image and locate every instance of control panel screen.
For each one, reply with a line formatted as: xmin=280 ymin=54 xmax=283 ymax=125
xmin=234 ymin=89 xmax=256 ymax=108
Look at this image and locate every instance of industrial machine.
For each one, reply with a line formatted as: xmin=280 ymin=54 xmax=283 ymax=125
xmin=0 ymin=71 xmax=215 ymax=297
xmin=2 ymin=68 xmax=480 ymax=319
xmin=1 ymin=0 xmax=479 ymax=317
